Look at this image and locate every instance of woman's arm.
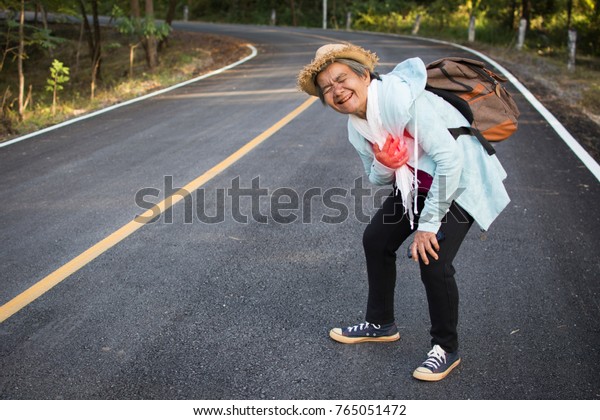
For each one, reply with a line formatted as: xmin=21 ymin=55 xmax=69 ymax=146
xmin=408 ymin=93 xmax=463 ymax=234
xmin=406 ymin=94 xmax=464 ymax=265
xmin=348 ymin=122 xmax=397 ymax=186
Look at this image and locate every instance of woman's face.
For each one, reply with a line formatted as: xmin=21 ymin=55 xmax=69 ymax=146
xmin=315 ymin=62 xmax=370 ymax=119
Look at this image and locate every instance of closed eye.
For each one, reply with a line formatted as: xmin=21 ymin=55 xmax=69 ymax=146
xmin=320 ymin=73 xmax=347 ymax=95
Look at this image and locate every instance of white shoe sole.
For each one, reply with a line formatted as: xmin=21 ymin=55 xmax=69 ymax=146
xmin=412 ymin=358 xmax=461 ymax=381
xmin=329 ymin=328 xmax=400 ymax=344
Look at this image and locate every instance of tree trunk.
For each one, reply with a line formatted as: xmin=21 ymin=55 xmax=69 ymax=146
xmin=165 ymin=0 xmax=177 ymax=26
xmin=78 ymin=0 xmax=102 ymax=98
xmin=91 ymin=59 xmax=100 ymax=99
xmin=129 ymin=43 xmax=140 ymax=78
xmin=91 ymin=0 xmax=102 ymax=80
xmin=24 ymin=84 xmax=32 ymax=111
xmin=40 ymin=2 xmax=48 ymax=31
xmin=567 ymin=0 xmax=573 ymax=29
xmin=52 ymin=83 xmax=57 ymax=116
xmin=131 ymin=0 xmax=141 ymax=19
xmin=74 ymin=18 xmax=84 ymax=76
xmin=78 ymin=1 xmax=93 ymax=52
xmin=1 ymin=13 xmax=14 ymax=71
xmin=289 ymin=0 xmax=297 ymax=26
xmin=2 ymin=87 xmax=15 ymax=135
xmin=17 ymin=0 xmax=25 ymax=121
xmin=38 ymin=2 xmax=53 ymax=57
xmin=509 ymin=0 xmax=518 ymax=29
xmin=130 ymin=0 xmax=141 ymax=38
xmin=159 ymin=0 xmax=178 ymax=50
xmin=521 ymin=0 xmax=530 ymax=29
xmin=330 ymin=0 xmax=337 ymax=28
xmin=144 ymin=0 xmax=158 ymax=69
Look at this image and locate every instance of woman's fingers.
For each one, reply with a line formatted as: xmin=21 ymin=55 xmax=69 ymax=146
xmin=411 ymin=231 xmax=440 ymax=265
xmin=382 ymin=135 xmax=393 ymax=154
xmin=389 ymin=143 xmax=408 ymax=167
xmin=394 ymin=144 xmax=408 ymax=158
xmin=419 ymin=243 xmax=438 ymax=265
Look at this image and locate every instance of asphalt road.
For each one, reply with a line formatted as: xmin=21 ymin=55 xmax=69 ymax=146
xmin=0 ymin=22 xmax=599 ymax=400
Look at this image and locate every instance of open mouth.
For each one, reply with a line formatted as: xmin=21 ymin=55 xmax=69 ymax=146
xmin=336 ymin=92 xmax=352 ymax=105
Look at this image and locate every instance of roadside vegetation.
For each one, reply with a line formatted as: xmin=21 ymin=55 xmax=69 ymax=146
xmin=0 ymin=0 xmax=249 ymax=143
xmin=1 ymin=0 xmax=599 ymax=159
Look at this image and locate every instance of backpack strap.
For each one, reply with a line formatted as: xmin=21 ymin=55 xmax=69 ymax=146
xmin=426 ymin=86 xmax=474 ymax=123
xmin=426 ymin=86 xmax=496 ymax=155
xmin=448 ymin=126 xmax=496 ymax=156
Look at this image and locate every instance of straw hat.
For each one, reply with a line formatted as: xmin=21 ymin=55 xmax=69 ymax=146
xmin=297 ymin=43 xmax=379 ymax=97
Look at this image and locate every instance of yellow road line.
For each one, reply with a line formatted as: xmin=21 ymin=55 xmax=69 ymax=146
xmin=0 ymin=96 xmax=318 ymax=323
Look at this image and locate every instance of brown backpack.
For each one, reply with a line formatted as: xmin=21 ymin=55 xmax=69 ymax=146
xmin=425 ymin=57 xmax=520 ymax=155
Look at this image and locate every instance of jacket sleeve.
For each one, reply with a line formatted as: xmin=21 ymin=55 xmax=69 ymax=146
xmin=347 ymin=120 xmax=395 ymax=186
xmin=378 ymin=58 xmax=463 ymax=233
xmin=408 ymin=93 xmax=463 ymax=233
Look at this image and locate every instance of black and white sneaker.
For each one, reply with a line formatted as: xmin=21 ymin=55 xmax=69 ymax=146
xmin=329 ymin=322 xmax=400 ymax=344
xmin=413 ymin=344 xmax=461 ymax=381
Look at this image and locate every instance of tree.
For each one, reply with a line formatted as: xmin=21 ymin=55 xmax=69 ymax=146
xmin=17 ymin=0 xmax=25 ymax=120
xmin=116 ymin=0 xmax=170 ymax=71
xmin=289 ymin=0 xmax=297 ymax=26
xmin=112 ymin=5 xmax=141 ymax=78
xmin=78 ymin=0 xmax=102 ymax=99
xmin=428 ymin=0 xmax=461 ymax=29
xmin=46 ymin=59 xmax=69 ymax=116
xmin=143 ymin=0 xmax=158 ymax=69
xmin=1 ymin=0 xmax=64 ymax=123
xmin=509 ymin=0 xmax=519 ymax=28
xmin=0 ymin=14 xmax=17 ymax=72
xmin=164 ymin=0 xmax=178 ymax=26
xmin=521 ymin=0 xmax=530 ymax=28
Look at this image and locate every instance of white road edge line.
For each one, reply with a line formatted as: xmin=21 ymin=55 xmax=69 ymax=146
xmin=0 ymin=44 xmax=259 ymax=149
xmin=397 ymin=34 xmax=600 ymax=183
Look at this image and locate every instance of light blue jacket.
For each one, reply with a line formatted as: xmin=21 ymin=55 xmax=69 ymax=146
xmin=348 ymin=57 xmax=510 ymax=232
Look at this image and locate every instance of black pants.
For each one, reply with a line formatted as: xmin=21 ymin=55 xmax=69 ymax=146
xmin=362 ymin=192 xmax=474 ymax=353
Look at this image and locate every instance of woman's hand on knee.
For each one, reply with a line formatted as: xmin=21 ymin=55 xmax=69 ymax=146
xmin=409 ymin=230 xmax=440 ymax=265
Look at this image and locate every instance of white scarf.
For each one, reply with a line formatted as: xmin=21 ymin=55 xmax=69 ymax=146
xmin=350 ymin=81 xmax=419 ymax=228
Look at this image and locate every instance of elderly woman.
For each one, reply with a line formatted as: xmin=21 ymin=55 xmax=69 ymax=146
xmin=297 ymin=43 xmax=510 ymax=382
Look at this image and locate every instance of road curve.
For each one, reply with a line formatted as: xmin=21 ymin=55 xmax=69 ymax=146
xmin=0 ymin=22 xmax=598 ymax=400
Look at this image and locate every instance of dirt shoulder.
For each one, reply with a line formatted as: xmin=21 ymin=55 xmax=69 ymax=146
xmin=522 ymin=77 xmax=600 ymax=163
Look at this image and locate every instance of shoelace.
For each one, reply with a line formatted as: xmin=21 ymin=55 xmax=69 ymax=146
xmin=422 ymin=345 xmax=447 ymax=370
xmin=347 ymin=322 xmax=381 ymax=333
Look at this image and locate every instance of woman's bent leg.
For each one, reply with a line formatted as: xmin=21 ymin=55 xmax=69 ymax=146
xmin=418 ymin=202 xmax=474 ymax=353
xmin=363 ymin=194 xmax=424 ymax=324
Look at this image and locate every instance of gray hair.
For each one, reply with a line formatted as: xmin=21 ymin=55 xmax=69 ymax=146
xmin=313 ymin=58 xmax=379 ymax=104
